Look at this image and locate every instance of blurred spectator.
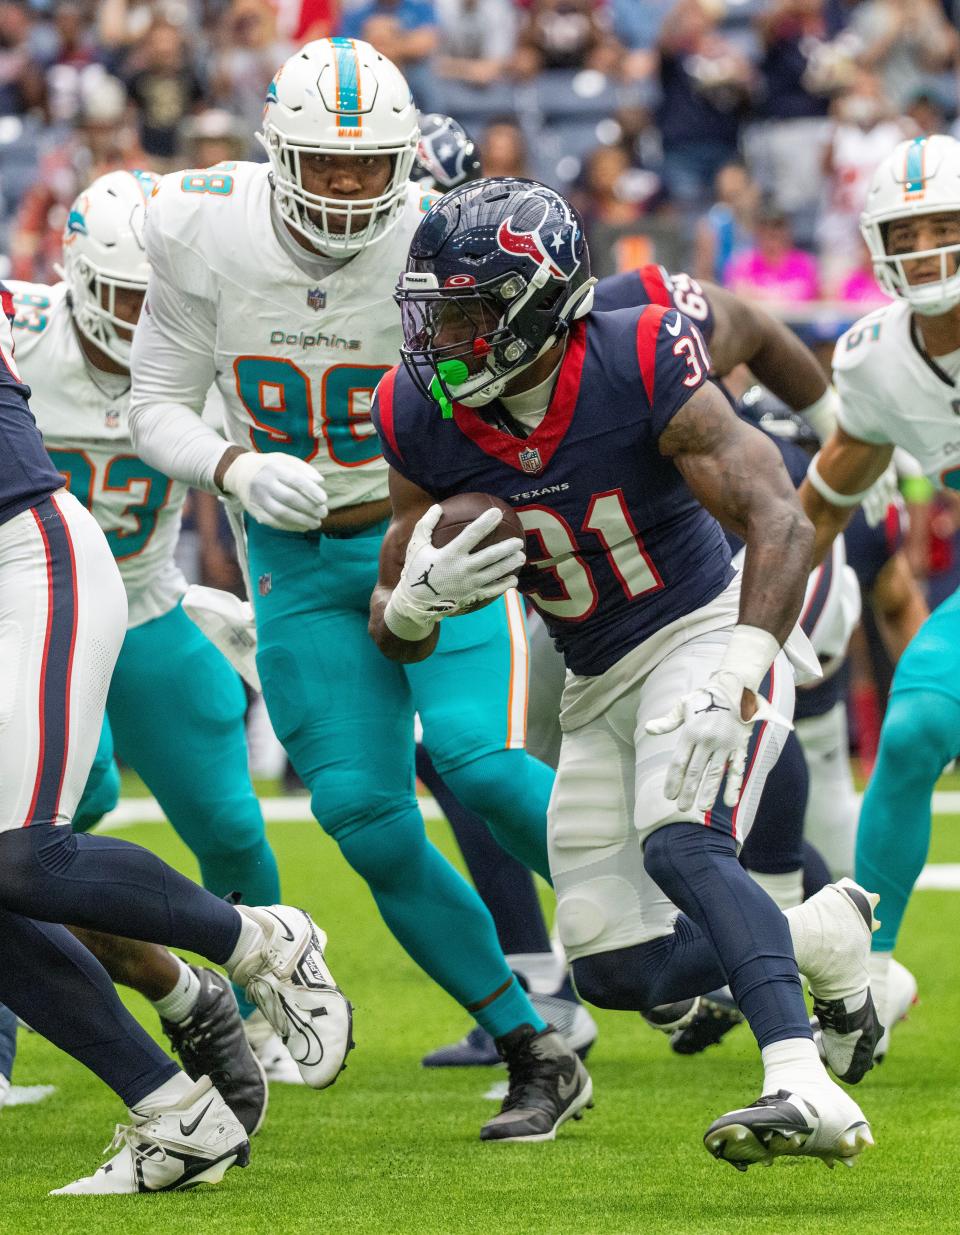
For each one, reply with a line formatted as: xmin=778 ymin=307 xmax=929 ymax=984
xmin=817 ymin=69 xmax=912 ymax=293
xmin=611 ymin=0 xmax=673 ymax=81
xmin=850 ymin=0 xmax=960 ymax=112
xmin=725 ymin=198 xmax=820 ymax=302
xmin=656 ymin=0 xmax=754 ymax=215
xmin=906 ymin=89 xmax=950 ymax=138
xmin=270 ymin=0 xmax=337 ymax=42
xmin=838 ymin=237 xmax=888 ymax=306
xmin=693 ymin=160 xmax=760 ymax=283
xmin=44 ymin=4 xmax=104 ymax=125
xmin=577 ymin=142 xmax=669 ymax=277
xmin=340 ymin=0 xmax=438 ymax=108
xmin=211 ymin=0 xmax=291 ymax=146
xmin=181 ymin=106 xmax=249 ymax=168
xmin=434 ymin=0 xmax=516 ymax=89
xmin=0 ymin=0 xmax=47 ymax=117
xmin=9 ymin=74 xmax=146 ymax=282
xmin=511 ymin=0 xmax=621 ymax=81
xmin=124 ymin=18 xmax=205 ymax=165
xmin=480 ymin=118 xmax=528 ymax=177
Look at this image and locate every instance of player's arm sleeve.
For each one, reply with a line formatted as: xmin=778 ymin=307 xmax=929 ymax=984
xmin=129 ymin=265 xmax=228 ymax=492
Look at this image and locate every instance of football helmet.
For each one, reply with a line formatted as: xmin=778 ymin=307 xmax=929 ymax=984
xmin=59 ymin=168 xmax=157 ymax=367
xmin=395 ymin=177 xmax=595 ymax=408
xmin=260 ymin=38 xmax=419 ymax=256
xmin=412 ymin=114 xmax=481 ymax=192
xmin=861 ymin=134 xmax=960 ymax=316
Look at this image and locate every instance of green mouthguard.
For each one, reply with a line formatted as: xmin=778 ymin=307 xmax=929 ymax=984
xmin=430 ymin=358 xmax=470 ymax=420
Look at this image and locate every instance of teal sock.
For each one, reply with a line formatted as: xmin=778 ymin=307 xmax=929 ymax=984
xmin=442 ymin=749 xmax=553 ymax=882
xmin=856 ymin=689 xmax=960 ymax=952
xmin=472 ymin=975 xmax=547 ymax=1040
xmin=336 ymin=805 xmax=546 ymax=1028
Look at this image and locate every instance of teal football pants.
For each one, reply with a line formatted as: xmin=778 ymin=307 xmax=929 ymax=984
xmin=75 ymin=601 xmax=280 ymax=1015
xmin=247 ymin=520 xmax=554 ymax=1038
xmin=856 ymin=587 xmax=960 ymax=952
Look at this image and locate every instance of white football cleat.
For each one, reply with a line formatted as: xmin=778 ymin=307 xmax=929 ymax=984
xmin=0 ymin=1074 xmax=9 ymax=1112
xmin=229 ymin=906 xmax=353 ymax=1089
xmin=50 ymin=1076 xmax=248 ymax=1194
xmin=243 ymin=1010 xmax=306 ymax=1085
xmin=786 ymin=879 xmax=882 ymax=1083
xmin=875 ymin=958 xmax=919 ymax=1062
xmin=704 ymin=1085 xmax=874 ymax=1171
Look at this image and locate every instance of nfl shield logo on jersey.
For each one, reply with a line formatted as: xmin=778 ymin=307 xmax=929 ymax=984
xmin=306 ymin=287 xmax=326 ymax=311
xmin=518 ymin=446 xmax=542 ymax=475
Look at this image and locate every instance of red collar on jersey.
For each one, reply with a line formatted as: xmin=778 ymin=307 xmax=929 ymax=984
xmin=451 ymin=318 xmax=587 ymax=473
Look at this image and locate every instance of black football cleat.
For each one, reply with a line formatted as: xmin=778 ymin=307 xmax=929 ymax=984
xmin=422 ymin=991 xmax=598 ymax=1067
xmin=670 ymin=989 xmax=745 ymax=1055
xmin=641 ymin=997 xmax=700 ymax=1034
xmin=480 ymin=1024 xmax=592 ymax=1143
xmin=161 ymin=966 xmax=268 ymax=1137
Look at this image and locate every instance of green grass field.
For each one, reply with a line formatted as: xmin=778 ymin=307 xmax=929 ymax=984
xmin=2 ymin=802 xmax=959 ymax=1235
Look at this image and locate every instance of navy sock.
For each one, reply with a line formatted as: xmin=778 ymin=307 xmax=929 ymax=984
xmin=801 ymin=840 xmax=832 ymax=900
xmin=416 ymin=744 xmax=552 ymax=956
xmin=0 ymin=909 xmax=178 ymax=1107
xmin=0 ymin=825 xmax=241 ymax=964
xmin=644 ymin=823 xmax=811 ymax=1048
xmin=739 ymin=730 xmax=807 ymax=875
xmin=0 ymin=1003 xmax=16 ymax=1081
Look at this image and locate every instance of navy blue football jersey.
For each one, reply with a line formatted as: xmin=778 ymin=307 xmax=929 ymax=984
xmin=374 ymin=305 xmax=733 ymax=677
xmin=0 ymin=284 xmax=62 ymax=527
xmin=594 ymin=266 xmax=715 ymax=345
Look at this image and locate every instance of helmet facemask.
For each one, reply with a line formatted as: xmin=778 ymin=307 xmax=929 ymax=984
xmin=261 ymin=125 xmax=417 ymax=257
xmin=863 ymin=209 xmax=960 ymax=317
xmin=61 ymin=255 xmax=147 ymax=368
xmin=397 ymin=268 xmax=595 ymax=411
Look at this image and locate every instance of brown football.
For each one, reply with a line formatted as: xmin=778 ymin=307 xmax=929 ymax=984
xmin=432 ymin=492 xmax=526 ymax=612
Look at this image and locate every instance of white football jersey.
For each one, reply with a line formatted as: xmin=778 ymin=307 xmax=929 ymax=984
xmin=834 ymin=298 xmax=960 ymax=491
xmin=142 ymin=162 xmax=437 ymax=511
xmin=9 ymin=280 xmax=189 ymax=628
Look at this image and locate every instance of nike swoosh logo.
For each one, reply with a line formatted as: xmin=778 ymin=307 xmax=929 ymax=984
xmin=180 ymin=1098 xmax=214 ymax=1138
xmin=557 ymin=1065 xmax=580 ymax=1101
xmin=666 ymin=311 xmax=682 ymax=336
xmin=264 ymin=909 xmax=296 ymax=942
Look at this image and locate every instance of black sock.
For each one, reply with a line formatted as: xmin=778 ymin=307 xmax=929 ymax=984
xmin=801 ymin=840 xmax=832 ymax=899
xmin=0 ymin=825 xmax=240 ymax=963
xmin=0 ymin=909 xmax=179 ymax=1107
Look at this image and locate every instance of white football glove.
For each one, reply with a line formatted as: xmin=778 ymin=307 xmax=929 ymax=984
xmin=860 ymin=462 xmax=899 ymax=528
xmin=384 ymin=504 xmax=526 ymax=641
xmin=221 ymin=451 xmax=328 ymax=532
xmin=646 ymin=670 xmax=793 ymax=814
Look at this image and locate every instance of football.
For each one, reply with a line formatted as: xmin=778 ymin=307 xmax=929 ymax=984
xmin=431 ymin=492 xmax=526 ymax=612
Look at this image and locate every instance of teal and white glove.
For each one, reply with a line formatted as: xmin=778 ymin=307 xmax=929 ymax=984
xmin=384 ymin=504 xmax=525 ymax=641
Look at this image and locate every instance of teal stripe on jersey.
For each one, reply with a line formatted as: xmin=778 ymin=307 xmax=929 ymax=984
xmin=330 ymin=37 xmax=361 ymax=130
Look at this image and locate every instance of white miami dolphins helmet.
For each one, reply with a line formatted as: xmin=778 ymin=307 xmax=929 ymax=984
xmin=59 ymin=168 xmax=158 ymax=366
xmin=861 ymin=134 xmax=960 ymax=316
xmin=259 ymin=37 xmax=419 ymax=256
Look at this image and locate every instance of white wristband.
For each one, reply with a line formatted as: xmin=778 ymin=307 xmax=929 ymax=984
xmin=719 ymin=624 xmax=780 ymax=693
xmin=383 ymin=591 xmax=438 ymax=643
xmin=806 ymin=452 xmax=875 ymax=508
xmin=797 ymin=386 xmax=839 ymax=443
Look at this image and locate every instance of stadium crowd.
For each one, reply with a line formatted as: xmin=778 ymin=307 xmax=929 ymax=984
xmin=4 ymin=0 xmax=960 ymax=759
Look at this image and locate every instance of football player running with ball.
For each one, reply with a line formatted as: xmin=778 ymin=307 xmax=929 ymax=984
xmin=371 ymin=177 xmax=882 ymax=1168
xmin=801 ymin=133 xmax=960 ymax=1062
xmin=130 ymin=39 xmax=589 ymax=1142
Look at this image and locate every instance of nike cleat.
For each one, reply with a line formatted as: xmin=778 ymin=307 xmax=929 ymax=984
xmin=161 ymin=966 xmax=268 ymax=1136
xmin=671 ymin=989 xmax=745 ymax=1055
xmin=51 ymin=1076 xmax=249 ymax=1194
xmin=787 ymin=879 xmax=883 ymax=1084
xmin=480 ymin=1024 xmax=593 ymax=1143
xmin=642 ymin=998 xmax=700 ymax=1034
xmin=423 ymin=992 xmax=598 ymax=1067
xmin=244 ymin=1011 xmax=306 ymax=1085
xmin=704 ymin=1087 xmax=874 ymax=1172
xmin=229 ymin=905 xmax=353 ymax=1089
xmin=874 ymin=958 xmax=919 ymax=1063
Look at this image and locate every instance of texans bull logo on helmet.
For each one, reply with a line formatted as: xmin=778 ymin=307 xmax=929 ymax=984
xmin=495 ymin=195 xmax=579 ymax=283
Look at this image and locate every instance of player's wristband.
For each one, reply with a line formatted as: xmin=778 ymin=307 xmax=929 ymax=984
xmin=797 ymin=387 xmax=839 ymax=444
xmin=806 ymin=453 xmax=876 ymax=508
xmin=718 ymin=624 xmax=780 ymax=694
xmin=383 ymin=590 xmax=439 ymax=643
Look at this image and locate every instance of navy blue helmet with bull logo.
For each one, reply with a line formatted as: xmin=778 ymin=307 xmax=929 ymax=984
xmin=411 ymin=113 xmax=482 ymax=192
xmin=395 ymin=177 xmax=596 ymax=413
